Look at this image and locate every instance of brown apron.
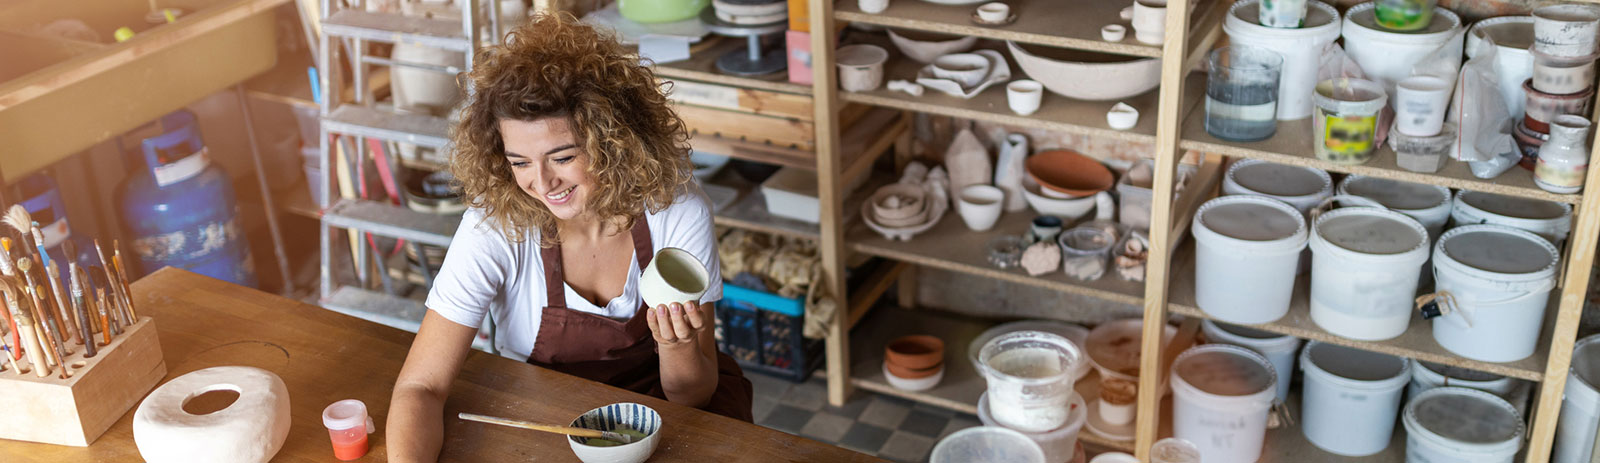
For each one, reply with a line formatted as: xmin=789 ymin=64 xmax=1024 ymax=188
xmin=526 ymin=217 xmax=754 ymax=422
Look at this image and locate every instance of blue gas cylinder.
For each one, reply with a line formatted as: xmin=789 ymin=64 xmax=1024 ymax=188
xmin=117 ymin=110 xmax=257 ymax=287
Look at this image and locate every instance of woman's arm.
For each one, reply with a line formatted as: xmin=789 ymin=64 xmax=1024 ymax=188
xmin=650 ymin=301 xmax=719 ymax=408
xmin=387 ymin=310 xmax=480 ymax=462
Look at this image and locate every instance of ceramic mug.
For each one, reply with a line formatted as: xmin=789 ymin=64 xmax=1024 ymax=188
xmin=977 ymin=2 xmax=1010 ymax=22
xmin=837 ymin=44 xmax=889 ymax=92
xmin=1132 ymin=0 xmax=1168 ymax=45
xmin=859 ymin=0 xmax=889 ymax=14
xmin=640 ymin=247 xmax=710 ymax=308
xmin=957 ymin=185 xmax=1006 ymax=231
xmin=1007 ymin=79 xmax=1044 ymax=115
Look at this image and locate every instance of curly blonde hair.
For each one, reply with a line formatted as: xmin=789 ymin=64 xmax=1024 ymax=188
xmin=449 ymin=12 xmax=692 ymax=245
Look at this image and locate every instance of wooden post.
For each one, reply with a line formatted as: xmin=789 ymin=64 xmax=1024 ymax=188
xmin=1135 ymin=0 xmax=1197 ymax=458
xmin=808 ymin=0 xmax=851 ymax=407
xmin=1524 ymin=90 xmax=1600 ymax=463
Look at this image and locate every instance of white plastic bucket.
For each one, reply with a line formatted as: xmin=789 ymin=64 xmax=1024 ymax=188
xmin=1222 ymin=0 xmax=1342 ymax=120
xmin=1221 ymin=159 xmax=1333 ymax=215
xmin=1403 ymin=387 xmax=1524 ymax=463
xmin=1467 ymin=16 xmax=1536 ymax=120
xmin=1408 ymin=359 xmax=1518 ymax=400
xmin=1191 ymin=195 xmax=1309 ymax=324
xmin=1308 ymin=205 xmax=1430 ymax=341
xmin=1554 ymin=334 xmax=1600 ymax=463
xmin=1342 ymin=2 xmax=1464 ymax=96
xmin=1450 ymin=190 xmax=1573 ymax=247
xmin=1170 ymin=345 xmax=1277 ymax=463
xmin=1299 ymin=341 xmax=1411 ymax=456
xmin=1200 ymin=320 xmax=1301 ymax=402
xmin=977 ymin=392 xmax=1087 ymax=463
xmin=1431 ymin=225 xmax=1560 ymax=363
xmin=1337 ymin=175 xmax=1452 ymax=240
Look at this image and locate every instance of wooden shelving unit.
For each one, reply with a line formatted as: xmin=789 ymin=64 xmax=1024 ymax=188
xmin=802 ymin=0 xmax=1600 ymax=461
xmin=650 ymin=36 xmax=813 ymax=95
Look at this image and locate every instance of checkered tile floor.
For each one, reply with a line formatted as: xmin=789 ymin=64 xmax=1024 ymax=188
xmin=748 ymin=372 xmax=980 ymax=462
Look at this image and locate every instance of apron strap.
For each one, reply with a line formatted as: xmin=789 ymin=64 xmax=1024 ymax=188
xmin=539 ymin=215 xmax=653 ymax=309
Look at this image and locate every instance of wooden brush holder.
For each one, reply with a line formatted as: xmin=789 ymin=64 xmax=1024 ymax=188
xmin=0 ymin=317 xmax=165 ymax=446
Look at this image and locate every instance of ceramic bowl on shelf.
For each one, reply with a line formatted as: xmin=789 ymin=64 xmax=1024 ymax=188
xmin=1022 ymin=182 xmax=1102 ymax=220
xmin=568 ymin=403 xmax=662 ymax=463
xmin=886 ymin=335 xmax=946 ymax=370
xmin=931 ymin=53 xmax=993 ymax=88
xmin=883 ymin=362 xmax=945 ymax=391
xmin=869 ymin=183 xmax=929 ymax=221
xmin=888 ymin=29 xmax=979 ymax=63
xmin=691 ymin=151 xmax=731 ymax=182
xmin=1024 ymin=150 xmax=1115 ymax=198
xmin=1006 ymin=40 xmax=1162 ymax=101
xmin=1084 ymin=319 xmax=1177 ymax=392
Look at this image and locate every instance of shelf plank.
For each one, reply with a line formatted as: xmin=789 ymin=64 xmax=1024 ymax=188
xmin=1178 ymin=102 xmax=1583 ymax=205
xmin=648 ymin=37 xmax=813 ymax=95
xmin=849 ymin=305 xmax=1135 ymax=453
xmin=1165 ymin=243 xmax=1549 ymax=382
xmin=847 ymin=207 xmax=1147 ymax=307
xmin=834 ymin=0 xmax=1163 ymax=58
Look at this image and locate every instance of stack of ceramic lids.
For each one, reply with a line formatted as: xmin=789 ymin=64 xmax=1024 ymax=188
xmin=711 ymin=0 xmax=787 ymax=25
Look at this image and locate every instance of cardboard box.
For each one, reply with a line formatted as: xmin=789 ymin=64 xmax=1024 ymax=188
xmin=787 ymin=30 xmax=812 ymax=86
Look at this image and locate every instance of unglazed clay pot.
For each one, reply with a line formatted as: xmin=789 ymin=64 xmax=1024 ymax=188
xmin=886 ymin=335 xmax=946 ymax=370
xmin=1025 ymin=150 xmax=1115 ymax=198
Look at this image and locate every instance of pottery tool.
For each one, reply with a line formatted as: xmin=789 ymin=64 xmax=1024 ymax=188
xmin=69 ymin=264 xmax=94 ymax=358
xmin=112 ymin=242 xmax=137 ymax=321
xmin=457 ymin=413 xmax=639 ymax=444
xmin=46 ymin=261 xmax=79 ymax=345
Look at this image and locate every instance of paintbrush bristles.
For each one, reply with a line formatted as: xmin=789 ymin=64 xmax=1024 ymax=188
xmin=2 ymin=205 xmax=29 ymax=237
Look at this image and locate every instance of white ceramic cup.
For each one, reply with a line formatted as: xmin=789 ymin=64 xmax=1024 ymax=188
xmin=639 ymin=247 xmax=710 ymax=309
xmin=931 ymin=53 xmax=992 ymax=88
xmin=837 ymin=44 xmax=889 ymax=92
xmin=1132 ymin=0 xmax=1168 ymax=45
xmin=859 ymin=0 xmax=889 ymax=14
xmin=1006 ymin=79 xmax=1044 ymax=115
xmin=958 ymin=185 xmax=1005 ymax=231
xmin=976 ymin=2 xmax=1009 ymax=22
xmin=1394 ymin=75 xmax=1452 ymax=136
xmin=1102 ymin=24 xmax=1127 ymax=42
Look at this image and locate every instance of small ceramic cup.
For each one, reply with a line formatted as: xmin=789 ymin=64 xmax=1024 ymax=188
xmin=639 ymin=247 xmax=710 ymax=309
xmin=957 ymin=185 xmax=1005 ymax=231
xmin=837 ymin=44 xmax=889 ymax=92
xmin=1029 ymin=215 xmax=1064 ymax=243
xmin=931 ymin=53 xmax=992 ymax=88
xmin=1006 ymin=79 xmax=1044 ymax=116
xmin=1132 ymin=0 xmax=1168 ymax=45
xmin=859 ymin=0 xmax=889 ymax=14
xmin=976 ymin=2 xmax=1010 ymax=22
xmin=1102 ymin=24 xmax=1127 ymax=42
xmin=1107 ymin=102 xmax=1139 ymax=130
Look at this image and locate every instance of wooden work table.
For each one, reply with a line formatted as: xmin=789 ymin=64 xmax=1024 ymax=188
xmin=2 ymin=268 xmax=878 ymax=462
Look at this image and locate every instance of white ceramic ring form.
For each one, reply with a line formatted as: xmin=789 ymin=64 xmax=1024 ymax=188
xmin=1007 ymin=79 xmax=1044 ymax=115
xmin=858 ymin=0 xmax=889 ymax=14
xmin=977 ymin=2 xmax=1010 ymax=22
xmin=931 ymin=53 xmax=993 ymax=88
xmin=1102 ymin=24 xmax=1127 ymax=42
xmin=1132 ymin=0 xmax=1168 ymax=45
xmin=1107 ymin=102 xmax=1140 ymax=130
xmin=639 ymin=247 xmax=710 ymax=309
xmin=133 ymin=366 xmax=291 ymax=463
xmin=957 ymin=185 xmax=1006 ymax=231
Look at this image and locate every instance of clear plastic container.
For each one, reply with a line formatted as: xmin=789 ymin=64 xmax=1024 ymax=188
xmin=1312 ymin=77 xmax=1388 ymax=165
xmin=976 ymin=331 xmax=1083 ymax=432
xmin=1205 ymin=46 xmax=1283 ymax=142
xmin=1374 ymin=0 xmax=1438 ymax=31
xmin=322 ymin=399 xmax=376 ymax=461
xmin=931 ymin=426 xmax=1046 ymax=463
xmin=1058 ymin=227 xmax=1115 ymax=281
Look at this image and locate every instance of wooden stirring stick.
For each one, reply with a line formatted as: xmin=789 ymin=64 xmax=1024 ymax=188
xmin=457 ymin=413 xmax=638 ymax=444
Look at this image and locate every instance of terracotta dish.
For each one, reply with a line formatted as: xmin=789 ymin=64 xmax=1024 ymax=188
xmin=886 ymin=360 xmax=944 ymax=379
xmin=885 ymin=335 xmax=945 ymax=370
xmin=1025 ymin=150 xmax=1115 ymax=198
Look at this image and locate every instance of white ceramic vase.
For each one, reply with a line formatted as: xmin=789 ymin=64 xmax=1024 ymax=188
xmin=944 ymin=128 xmax=991 ymax=207
xmin=994 ymin=133 xmax=1029 ymax=212
xmin=1536 ymin=115 xmax=1593 ymax=194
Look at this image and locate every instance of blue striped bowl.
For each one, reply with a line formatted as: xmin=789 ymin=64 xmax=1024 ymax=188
xmin=567 ymin=403 xmax=662 ymax=463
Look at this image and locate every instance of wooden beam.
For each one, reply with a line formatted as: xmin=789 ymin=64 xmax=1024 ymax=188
xmin=810 ymin=0 xmax=852 ymax=408
xmin=1134 ymin=0 xmax=1198 ymax=457
xmin=847 ymin=262 xmax=908 ymax=330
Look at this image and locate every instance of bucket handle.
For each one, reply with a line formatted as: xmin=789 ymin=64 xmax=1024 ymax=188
xmin=1418 ymin=274 xmax=1557 ymax=329
xmin=1309 ymin=194 xmax=1387 ymax=224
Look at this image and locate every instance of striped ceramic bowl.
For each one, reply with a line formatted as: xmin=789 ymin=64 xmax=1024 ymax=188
xmin=567 ymin=403 xmax=662 ymax=463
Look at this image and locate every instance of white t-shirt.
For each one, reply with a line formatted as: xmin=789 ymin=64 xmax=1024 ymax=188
xmin=425 ymin=188 xmax=722 ymax=361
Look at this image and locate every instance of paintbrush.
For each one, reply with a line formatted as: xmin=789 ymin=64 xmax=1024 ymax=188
xmin=3 ymin=206 xmax=36 ymax=262
xmin=28 ymin=221 xmax=50 ymax=271
xmin=2 ymin=276 xmax=48 ymax=378
xmin=17 ymin=258 xmax=70 ymax=360
xmin=0 ymin=239 xmax=18 ymax=361
xmin=90 ymin=241 xmax=124 ymax=329
xmin=95 ymin=287 xmax=111 ymax=344
xmin=45 ymin=261 xmax=78 ymax=346
xmin=69 ymin=264 xmax=94 ymax=358
xmin=0 ymin=328 xmax=22 ymax=375
xmin=91 ymin=271 xmax=122 ymax=336
xmin=34 ymin=285 xmax=70 ymax=378
xmin=111 ymin=242 xmax=137 ymax=321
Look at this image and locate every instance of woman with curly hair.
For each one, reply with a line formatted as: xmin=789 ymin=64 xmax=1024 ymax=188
xmin=386 ymin=13 xmax=752 ymax=460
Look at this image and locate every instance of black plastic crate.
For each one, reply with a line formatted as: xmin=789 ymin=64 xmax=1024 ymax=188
xmin=715 ymin=281 xmax=824 ymax=383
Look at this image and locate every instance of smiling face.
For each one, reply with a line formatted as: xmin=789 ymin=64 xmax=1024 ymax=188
xmin=501 ymin=117 xmax=593 ymax=221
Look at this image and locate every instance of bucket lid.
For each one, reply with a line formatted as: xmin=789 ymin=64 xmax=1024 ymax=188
xmin=1573 ymin=334 xmax=1600 ymax=396
xmin=1338 ymin=176 xmax=1450 ymax=211
xmin=1201 ymin=320 xmax=1300 ymax=352
xmin=1226 ymin=159 xmax=1332 ymax=199
xmin=1312 ymin=208 xmax=1429 ymax=257
xmin=1224 ymin=0 xmax=1341 ymax=38
xmin=1456 ymin=190 xmax=1571 ymax=222
xmin=1416 ymin=360 xmax=1507 ymax=383
xmin=1193 ymin=196 xmax=1308 ymax=250
xmin=1300 ymin=341 xmax=1410 ymax=390
xmin=1344 ymin=2 xmax=1462 ymax=40
xmin=1435 ymin=225 xmax=1559 ymax=278
xmin=931 ymin=426 xmax=1047 ymax=463
xmin=1171 ymin=344 xmax=1277 ymax=401
xmin=1404 ymin=387 xmax=1524 ymax=453
xmin=1466 ymin=16 xmax=1535 ymax=58
xmin=969 ymin=321 xmax=1091 ymax=381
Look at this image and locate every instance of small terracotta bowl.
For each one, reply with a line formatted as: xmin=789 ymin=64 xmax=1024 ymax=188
xmin=1025 ymin=150 xmax=1115 ymax=198
xmin=887 ymin=360 xmax=944 ymax=379
xmin=885 ymin=335 xmax=945 ymax=370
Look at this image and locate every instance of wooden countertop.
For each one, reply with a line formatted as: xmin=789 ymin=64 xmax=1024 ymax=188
xmin=2 ymin=267 xmax=878 ymax=462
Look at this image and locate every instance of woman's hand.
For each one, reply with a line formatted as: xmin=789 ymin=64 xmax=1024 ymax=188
xmin=646 ymin=302 xmax=707 ymax=350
